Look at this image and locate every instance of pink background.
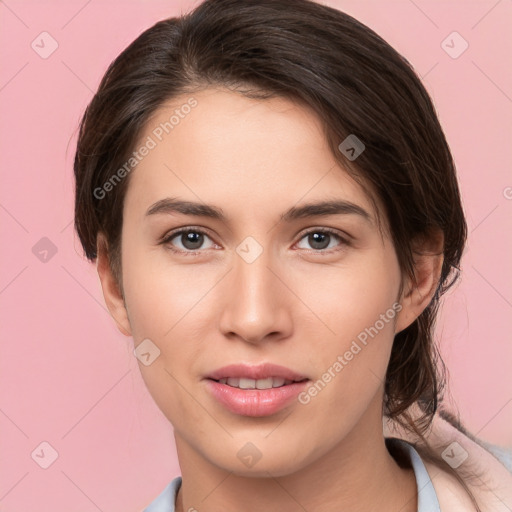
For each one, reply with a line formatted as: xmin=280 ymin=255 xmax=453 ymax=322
xmin=1 ymin=0 xmax=511 ymax=510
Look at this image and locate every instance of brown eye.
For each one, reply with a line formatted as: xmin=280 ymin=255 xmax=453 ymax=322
xmin=295 ymin=229 xmax=348 ymax=252
xmin=162 ymin=228 xmax=216 ymax=254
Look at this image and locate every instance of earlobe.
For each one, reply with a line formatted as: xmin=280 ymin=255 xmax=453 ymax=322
xmin=96 ymin=232 xmax=132 ymax=337
xmin=394 ymin=229 xmax=444 ymax=334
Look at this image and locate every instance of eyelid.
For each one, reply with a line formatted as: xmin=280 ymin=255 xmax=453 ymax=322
xmin=160 ymin=225 xmax=214 ymax=243
xmin=295 ymin=226 xmax=352 ymax=243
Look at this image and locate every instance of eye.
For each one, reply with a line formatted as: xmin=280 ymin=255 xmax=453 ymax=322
xmin=160 ymin=226 xmax=350 ymax=256
xmin=161 ymin=227 xmax=217 ymax=254
xmin=295 ymin=228 xmax=349 ymax=253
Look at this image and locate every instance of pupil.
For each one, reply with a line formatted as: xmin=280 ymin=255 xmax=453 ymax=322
xmin=183 ymin=231 xmax=203 ymax=250
xmin=310 ymin=232 xmax=329 ymax=250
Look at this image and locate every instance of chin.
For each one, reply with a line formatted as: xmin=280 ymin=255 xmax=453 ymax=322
xmin=231 ymin=461 xmax=302 ymax=479
xmin=209 ymin=445 xmax=311 ymax=478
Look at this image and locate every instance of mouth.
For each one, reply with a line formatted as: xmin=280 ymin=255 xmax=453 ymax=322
xmin=207 ymin=376 xmax=309 ymax=389
xmin=203 ymin=363 xmax=311 ymax=417
xmin=204 ymin=378 xmax=310 ymax=417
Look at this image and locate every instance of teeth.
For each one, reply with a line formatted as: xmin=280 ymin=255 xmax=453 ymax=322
xmin=226 ymin=377 xmax=239 ymax=387
xmin=256 ymin=377 xmax=275 ymax=389
xmin=271 ymin=377 xmax=286 ymax=388
xmin=239 ymin=378 xmax=256 ymax=389
xmin=217 ymin=377 xmax=296 ymax=389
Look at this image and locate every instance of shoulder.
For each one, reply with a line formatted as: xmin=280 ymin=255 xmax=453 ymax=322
xmin=421 ymin=458 xmax=478 ymax=511
xmin=384 ymin=407 xmax=512 ymax=512
xmin=422 ymin=455 xmax=512 ymax=512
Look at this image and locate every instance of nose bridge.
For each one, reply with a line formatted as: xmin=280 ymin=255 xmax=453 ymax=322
xmin=219 ymin=240 xmax=290 ymax=343
xmin=235 ymin=245 xmax=274 ymax=300
xmin=233 ymin=243 xmax=279 ymax=315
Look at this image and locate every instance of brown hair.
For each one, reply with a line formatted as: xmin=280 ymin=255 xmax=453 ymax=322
xmin=73 ymin=0 xmax=479 ymax=507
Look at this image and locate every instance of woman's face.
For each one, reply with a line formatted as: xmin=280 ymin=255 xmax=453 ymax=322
xmin=113 ymin=87 xmax=410 ymax=476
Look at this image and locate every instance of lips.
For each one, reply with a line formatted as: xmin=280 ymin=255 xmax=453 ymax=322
xmin=205 ymin=362 xmax=308 ymax=382
xmin=204 ymin=379 xmax=310 ymax=416
xmin=203 ymin=363 xmax=310 ymax=416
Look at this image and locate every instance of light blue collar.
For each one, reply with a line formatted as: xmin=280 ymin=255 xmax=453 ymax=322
xmin=386 ymin=437 xmax=441 ymax=512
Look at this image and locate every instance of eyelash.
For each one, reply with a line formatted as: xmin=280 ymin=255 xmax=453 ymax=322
xmin=160 ymin=226 xmax=350 ymax=256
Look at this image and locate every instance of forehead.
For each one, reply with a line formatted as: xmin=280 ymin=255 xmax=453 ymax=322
xmin=124 ymin=87 xmax=383 ymax=227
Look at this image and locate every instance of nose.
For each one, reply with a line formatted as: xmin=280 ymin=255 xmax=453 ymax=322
xmin=218 ymin=247 xmax=293 ymax=345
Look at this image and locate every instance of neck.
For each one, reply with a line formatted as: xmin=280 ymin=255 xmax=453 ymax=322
xmin=174 ymin=402 xmax=417 ymax=512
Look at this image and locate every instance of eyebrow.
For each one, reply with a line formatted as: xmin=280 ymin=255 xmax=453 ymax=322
xmin=145 ymin=197 xmax=372 ymax=224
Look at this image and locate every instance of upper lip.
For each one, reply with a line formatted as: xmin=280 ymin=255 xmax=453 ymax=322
xmin=205 ymin=363 xmax=309 ymax=382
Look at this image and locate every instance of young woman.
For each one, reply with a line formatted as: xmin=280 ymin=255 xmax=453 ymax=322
xmin=72 ymin=0 xmax=512 ymax=510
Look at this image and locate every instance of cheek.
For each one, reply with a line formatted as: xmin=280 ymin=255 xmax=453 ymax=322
xmin=290 ymin=250 xmax=401 ymax=343
xmin=121 ymin=241 xmax=211 ymax=339
xmin=121 ymin=243 xmax=218 ymax=404
xmin=291 ymin=251 xmax=401 ymax=405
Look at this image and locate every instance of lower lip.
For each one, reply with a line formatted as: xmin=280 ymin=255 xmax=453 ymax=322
xmin=204 ymin=379 xmax=310 ymax=417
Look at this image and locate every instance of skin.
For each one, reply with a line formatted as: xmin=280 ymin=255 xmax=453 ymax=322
xmin=97 ymin=87 xmax=446 ymax=512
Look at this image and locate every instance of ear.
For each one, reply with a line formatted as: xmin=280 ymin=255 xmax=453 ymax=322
xmin=394 ymin=228 xmax=444 ymax=334
xmin=96 ymin=232 xmax=132 ymax=337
